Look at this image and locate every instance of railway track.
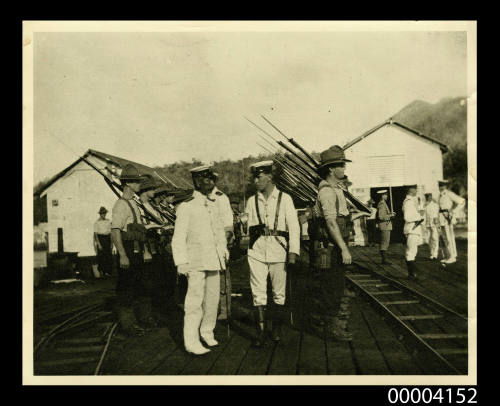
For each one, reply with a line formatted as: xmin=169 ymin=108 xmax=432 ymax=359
xmin=346 ymin=262 xmax=468 ymax=375
xmin=34 ymin=302 xmax=118 ymax=375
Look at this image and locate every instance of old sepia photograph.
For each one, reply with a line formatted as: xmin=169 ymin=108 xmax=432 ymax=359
xmin=23 ymin=21 xmax=477 ymax=385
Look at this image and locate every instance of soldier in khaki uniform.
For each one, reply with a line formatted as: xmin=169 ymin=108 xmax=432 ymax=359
xmin=111 ymin=164 xmax=148 ymax=337
xmin=309 ymin=146 xmax=355 ymax=341
xmin=376 ymin=190 xmax=395 ymax=265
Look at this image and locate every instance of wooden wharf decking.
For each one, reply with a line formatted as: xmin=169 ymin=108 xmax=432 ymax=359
xmin=34 ymin=241 xmax=469 ymax=376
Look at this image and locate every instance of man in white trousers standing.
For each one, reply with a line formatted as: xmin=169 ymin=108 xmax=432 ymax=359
xmin=438 ymin=180 xmax=466 ymax=264
xmin=402 ymin=184 xmax=424 ymax=279
xmin=172 ymin=166 xmax=229 ymax=355
xmin=207 ymin=171 xmax=234 ymax=321
xmin=245 ymin=160 xmax=300 ymax=347
xmin=424 ymin=193 xmax=440 ymax=260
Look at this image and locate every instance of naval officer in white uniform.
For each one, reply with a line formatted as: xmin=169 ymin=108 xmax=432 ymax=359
xmin=172 ymin=166 xmax=229 ymax=355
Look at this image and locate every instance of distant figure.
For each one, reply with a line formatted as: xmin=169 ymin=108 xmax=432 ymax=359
xmin=424 ymin=193 xmax=440 ymax=260
xmin=94 ymin=206 xmax=112 ymax=276
xmin=438 ymin=180 xmax=466 ymax=264
xmin=376 ymin=190 xmax=396 ymax=265
xmin=365 ymin=198 xmax=377 ymax=247
xmin=403 ymin=184 xmax=423 ymax=279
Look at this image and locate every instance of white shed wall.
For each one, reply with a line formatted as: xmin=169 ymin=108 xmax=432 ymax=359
xmin=345 ymin=124 xmax=444 ymax=202
xmin=41 ymin=160 xmax=117 ymax=256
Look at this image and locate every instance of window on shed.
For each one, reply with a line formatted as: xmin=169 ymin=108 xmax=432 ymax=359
xmin=367 ymin=155 xmax=406 ymax=187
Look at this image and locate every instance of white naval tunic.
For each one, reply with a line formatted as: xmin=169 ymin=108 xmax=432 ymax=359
xmin=403 ymin=195 xmax=423 ymax=261
xmin=171 ymin=190 xmax=228 ymax=350
xmin=209 ymin=186 xmax=234 ymax=233
xmin=425 ymin=200 xmax=440 ymax=258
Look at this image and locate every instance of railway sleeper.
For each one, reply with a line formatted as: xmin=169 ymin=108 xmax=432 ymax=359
xmin=55 ymin=345 xmax=104 ymax=354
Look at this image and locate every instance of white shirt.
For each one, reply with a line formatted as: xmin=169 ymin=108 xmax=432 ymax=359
xmin=425 ymin=201 xmax=440 ymax=228
xmin=172 ymin=190 xmax=228 ymax=272
xmin=245 ymin=186 xmax=300 ymax=263
xmin=94 ymin=218 xmax=111 ymax=235
xmin=367 ymin=207 xmax=377 ymax=220
xmin=439 ymin=189 xmax=466 ymax=226
xmin=403 ymin=195 xmax=423 ymax=235
xmin=209 ymin=186 xmax=234 ymax=232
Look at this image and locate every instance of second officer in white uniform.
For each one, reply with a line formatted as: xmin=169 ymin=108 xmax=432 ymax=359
xmin=402 ymin=184 xmax=423 ymax=279
xmin=172 ymin=166 xmax=229 ymax=355
xmin=208 ymin=171 xmax=234 ymax=321
xmin=245 ymin=161 xmax=300 ymax=347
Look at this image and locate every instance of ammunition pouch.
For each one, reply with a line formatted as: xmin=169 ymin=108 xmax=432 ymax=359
xmin=120 ymin=198 xmax=146 ymax=242
xmin=248 ymin=224 xmax=289 ymax=250
xmin=122 ymin=223 xmax=147 ymax=242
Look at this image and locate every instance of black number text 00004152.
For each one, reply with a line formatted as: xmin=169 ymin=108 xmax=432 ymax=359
xmin=387 ymin=388 xmax=477 ymax=404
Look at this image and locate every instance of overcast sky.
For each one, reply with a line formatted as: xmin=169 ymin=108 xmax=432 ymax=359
xmin=33 ymin=30 xmax=467 ymax=183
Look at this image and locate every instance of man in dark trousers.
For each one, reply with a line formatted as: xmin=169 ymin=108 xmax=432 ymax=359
xmin=309 ymin=145 xmax=354 ymax=341
xmin=377 ymin=190 xmax=396 ymax=265
xmin=111 ymin=164 xmax=148 ymax=337
xmin=94 ymin=206 xmax=112 ymax=276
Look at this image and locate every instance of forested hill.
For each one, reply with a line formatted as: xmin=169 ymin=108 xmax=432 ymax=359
xmin=393 ymin=97 xmax=468 ymax=196
xmin=393 ymin=97 xmax=467 ymax=149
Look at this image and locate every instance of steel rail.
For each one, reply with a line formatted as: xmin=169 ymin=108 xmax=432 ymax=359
xmin=346 ymin=263 xmax=467 ymax=375
xmin=34 ymin=303 xmax=105 ymax=356
xmin=94 ymin=322 xmax=118 ymax=375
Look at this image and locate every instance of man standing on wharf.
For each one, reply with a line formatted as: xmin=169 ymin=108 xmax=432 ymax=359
xmin=402 ymin=184 xmax=423 ymax=279
xmin=110 ymin=164 xmax=148 ymax=337
xmin=377 ymin=190 xmax=396 ymax=265
xmin=207 ymin=170 xmax=234 ymax=322
xmin=245 ymin=161 xmax=300 ymax=347
xmin=172 ymin=166 xmax=229 ymax=355
xmin=94 ymin=206 xmax=112 ymax=276
xmin=438 ymin=180 xmax=466 ymax=264
xmin=309 ymin=146 xmax=354 ymax=342
xmin=424 ymin=193 xmax=440 ymax=260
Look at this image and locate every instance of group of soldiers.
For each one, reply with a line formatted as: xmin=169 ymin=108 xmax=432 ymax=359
xmin=362 ymin=180 xmax=465 ymax=280
xmin=93 ymin=143 xmax=466 ymax=355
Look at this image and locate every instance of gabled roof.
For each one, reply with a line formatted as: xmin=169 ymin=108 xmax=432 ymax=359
xmin=36 ymin=149 xmax=192 ymax=196
xmin=343 ymin=119 xmax=449 ymax=153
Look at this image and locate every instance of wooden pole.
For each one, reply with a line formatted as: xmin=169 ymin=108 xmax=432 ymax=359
xmin=389 ymin=186 xmax=394 ymax=213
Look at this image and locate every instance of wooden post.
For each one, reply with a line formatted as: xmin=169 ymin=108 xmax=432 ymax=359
xmin=389 ymin=186 xmax=394 ymax=213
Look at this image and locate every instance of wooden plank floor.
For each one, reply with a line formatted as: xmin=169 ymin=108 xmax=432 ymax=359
xmin=99 ymin=249 xmax=448 ymax=376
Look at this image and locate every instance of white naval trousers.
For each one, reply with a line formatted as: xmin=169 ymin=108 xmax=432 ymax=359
xmin=184 ymin=270 xmax=220 ymax=349
xmin=426 ymin=226 xmax=439 ymax=258
xmin=405 ymin=234 xmax=421 ymax=261
xmin=440 ymin=224 xmax=457 ymax=259
xmin=248 ymin=256 xmax=286 ymax=306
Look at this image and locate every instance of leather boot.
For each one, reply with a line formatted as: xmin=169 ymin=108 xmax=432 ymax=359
xmin=325 ymin=316 xmax=353 ymax=342
xmin=406 ymin=260 xmax=417 ymax=279
xmin=271 ymin=304 xmax=286 ymax=342
xmin=116 ymin=305 xmax=145 ymax=337
xmin=381 ymin=251 xmax=392 ymax=265
xmin=252 ymin=306 xmax=268 ymax=348
xmin=136 ymin=297 xmax=158 ymax=329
